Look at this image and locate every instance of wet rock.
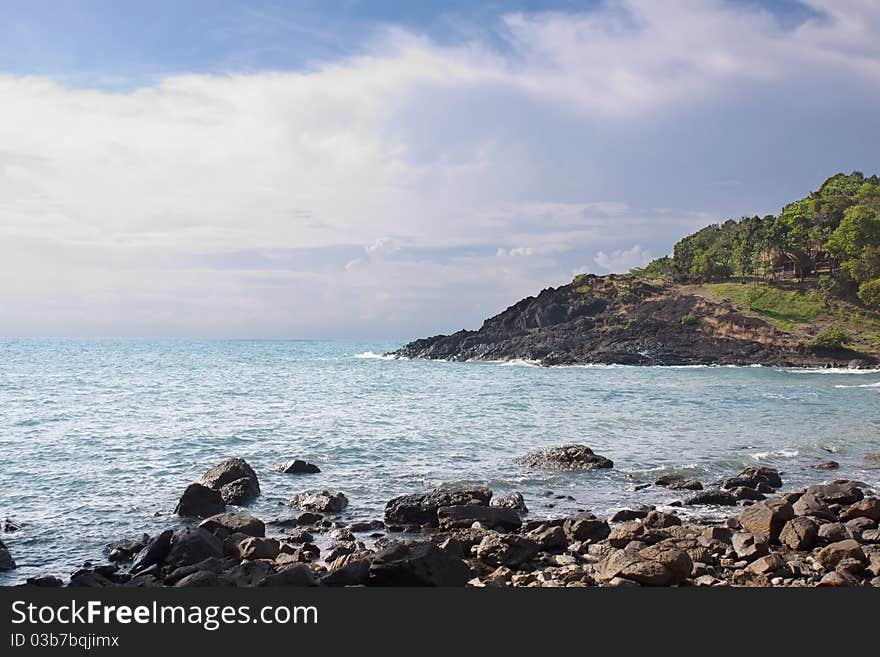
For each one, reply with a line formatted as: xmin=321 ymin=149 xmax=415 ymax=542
xmin=277 ymin=459 xmax=321 ymax=474
xmin=805 ymin=482 xmax=864 ymax=506
xmin=779 ymin=517 xmax=818 ymax=551
xmin=107 ymin=535 xmax=149 ymax=563
xmin=384 ymin=487 xmax=492 ymax=526
xmin=368 ymin=541 xmax=472 ymax=586
xmin=348 ymin=520 xmax=384 ymax=532
xmin=813 ymin=461 xmax=840 ymax=470
xmin=26 ymin=576 xmax=64 ymax=587
xmin=2 ymin=519 xmax=21 ymax=533
xmin=731 ymin=532 xmax=770 ymax=562
xmin=722 ymin=466 xmax=782 ymax=491
xmin=437 ymin=505 xmax=521 ymax=532
xmin=175 ymin=571 xmax=228 ymax=587
xmin=738 ymin=500 xmax=794 ymax=542
xmin=199 ymin=512 xmax=265 ymax=538
xmin=817 ymin=540 xmax=867 ymax=571
xmin=220 ymin=560 xmax=274 ymax=587
xmin=68 ymin=571 xmax=115 ymax=587
xmin=686 ymin=490 xmax=738 ymax=506
xmin=490 ymin=492 xmax=528 ymax=513
xmin=642 ymin=511 xmax=682 ymax=529
xmin=228 ymin=536 xmax=280 ymax=561
xmin=476 ymin=534 xmax=541 ymax=568
xmin=287 ymin=528 xmax=314 ymax=544
xmin=174 ymin=483 xmax=226 ymax=518
xmin=289 ymin=491 xmax=349 ymax=514
xmin=130 ymin=530 xmax=173 ymax=574
xmin=297 ymin=512 xmax=323 ymax=525
xmin=840 ymin=497 xmax=880 ymax=522
xmin=514 ymin=444 xmax=613 ymax=470
xmin=669 ymin=479 xmax=703 ymax=491
xmin=731 ymin=487 xmax=766 ymax=501
xmin=0 ymin=538 xmax=16 ymax=571
xmin=200 ymin=458 xmax=260 ymax=505
xmin=165 ymin=529 xmax=224 ymax=569
xmin=563 ymin=515 xmax=611 ymax=542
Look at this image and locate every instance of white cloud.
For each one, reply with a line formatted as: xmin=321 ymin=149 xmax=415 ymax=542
xmin=593 ymin=244 xmax=653 ymax=273
xmin=0 ymin=1 xmax=879 ymax=337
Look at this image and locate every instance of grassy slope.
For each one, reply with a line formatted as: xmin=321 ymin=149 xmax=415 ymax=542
xmin=680 ymin=280 xmax=880 ymax=353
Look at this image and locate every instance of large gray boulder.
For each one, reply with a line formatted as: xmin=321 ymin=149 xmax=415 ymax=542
xmin=200 ymin=458 xmax=261 ymax=505
xmin=514 ymin=444 xmax=613 ymax=470
xmin=385 ymin=487 xmax=492 ymax=526
xmin=200 ymin=512 xmax=265 ymax=538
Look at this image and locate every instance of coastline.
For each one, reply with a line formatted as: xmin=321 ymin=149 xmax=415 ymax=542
xmin=3 ymin=452 xmax=878 ymax=588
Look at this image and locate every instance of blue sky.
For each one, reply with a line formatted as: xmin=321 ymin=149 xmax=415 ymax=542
xmin=1 ymin=1 xmax=878 ymax=338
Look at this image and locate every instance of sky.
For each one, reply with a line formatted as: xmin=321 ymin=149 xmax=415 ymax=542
xmin=1 ymin=0 xmax=879 ymax=339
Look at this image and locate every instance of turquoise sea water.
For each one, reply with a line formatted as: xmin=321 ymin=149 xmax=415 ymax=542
xmin=1 ymin=339 xmax=879 ymax=584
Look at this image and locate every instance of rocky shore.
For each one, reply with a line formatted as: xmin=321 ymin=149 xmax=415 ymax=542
xmin=4 ymin=449 xmax=880 ymax=588
xmin=390 ymin=275 xmax=878 ymax=367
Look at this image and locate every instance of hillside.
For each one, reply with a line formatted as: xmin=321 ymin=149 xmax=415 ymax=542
xmin=391 ymin=275 xmax=878 ymax=367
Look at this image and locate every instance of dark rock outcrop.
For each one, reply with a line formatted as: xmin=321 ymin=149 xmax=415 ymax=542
xmin=368 ymin=541 xmax=472 ymax=586
xmin=174 ymin=483 xmax=226 ymax=518
xmin=200 ymin=512 xmax=265 ymax=538
xmin=385 ymin=487 xmax=492 ymax=526
xmin=277 ymin=460 xmax=321 ymax=475
xmin=0 ymin=538 xmax=15 ymax=571
xmin=200 ymin=458 xmax=260 ymax=505
xmin=289 ymin=491 xmax=349 ymax=514
xmin=514 ymin=444 xmax=613 ymax=471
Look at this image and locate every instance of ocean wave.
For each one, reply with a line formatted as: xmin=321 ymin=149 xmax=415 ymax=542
xmin=500 ymin=359 xmax=542 ymax=367
xmin=784 ymin=368 xmax=880 ymax=375
xmin=354 ymin=351 xmax=396 ymax=360
xmin=752 ymin=448 xmax=799 ymax=460
xmin=834 ymin=381 xmax=880 ymax=388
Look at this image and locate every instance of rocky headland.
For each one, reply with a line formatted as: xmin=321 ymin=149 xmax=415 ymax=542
xmin=5 ymin=450 xmax=880 ymax=588
xmin=390 ymin=275 xmax=878 ymax=367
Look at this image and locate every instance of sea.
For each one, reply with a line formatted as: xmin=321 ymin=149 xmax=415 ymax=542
xmin=1 ymin=338 xmax=879 ymax=584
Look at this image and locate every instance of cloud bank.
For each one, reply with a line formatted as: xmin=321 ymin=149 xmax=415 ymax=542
xmin=1 ymin=0 xmax=879 ymax=338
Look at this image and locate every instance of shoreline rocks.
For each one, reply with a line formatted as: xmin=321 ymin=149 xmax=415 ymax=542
xmin=514 ymin=444 xmax=613 ymax=471
xmin=200 ymin=458 xmax=260 ymax=505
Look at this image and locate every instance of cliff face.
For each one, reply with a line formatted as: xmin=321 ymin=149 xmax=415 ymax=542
xmin=392 ymin=275 xmax=875 ymax=367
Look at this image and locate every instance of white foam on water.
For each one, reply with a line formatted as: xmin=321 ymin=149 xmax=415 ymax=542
xmin=834 ymin=381 xmax=880 ymax=388
xmin=785 ymin=368 xmax=880 ymax=375
xmin=354 ymin=351 xmax=396 ymax=360
xmin=752 ymin=448 xmax=799 ymax=460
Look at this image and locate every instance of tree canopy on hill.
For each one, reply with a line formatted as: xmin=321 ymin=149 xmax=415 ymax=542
xmin=632 ymin=172 xmax=880 ymax=309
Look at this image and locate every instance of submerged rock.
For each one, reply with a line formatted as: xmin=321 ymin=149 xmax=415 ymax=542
xmin=289 ymin=490 xmax=349 ymax=514
xmin=514 ymin=444 xmax=613 ymax=471
xmin=0 ymin=538 xmax=16 ymax=571
xmin=277 ymin=459 xmax=321 ymax=475
xmin=200 ymin=458 xmax=261 ymax=506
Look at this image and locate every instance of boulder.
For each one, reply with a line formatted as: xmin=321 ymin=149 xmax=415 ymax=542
xmin=813 ymin=461 xmax=839 ymax=470
xmin=0 ymin=538 xmax=15 ymax=571
xmin=437 ymin=505 xmax=521 ymax=532
xmin=669 ymin=479 xmax=703 ymax=491
xmin=200 ymin=458 xmax=261 ymax=505
xmin=818 ymin=523 xmax=852 ymax=543
xmin=174 ymin=483 xmax=226 ymax=518
xmin=368 ymin=541 xmax=472 ymax=586
xmin=731 ymin=532 xmax=770 ymax=561
xmin=174 ymin=571 xmax=228 ymax=587
xmin=642 ymin=511 xmax=682 ymax=529
xmin=526 ymin=525 xmax=568 ymax=550
xmin=200 ymin=512 xmax=265 ymax=538
xmin=165 ymin=529 xmax=224 ymax=569
xmin=130 ymin=530 xmax=173 ymax=574
xmin=792 ymin=491 xmax=836 ymax=520
xmin=475 ymin=534 xmax=541 ymax=568
xmin=738 ymin=500 xmax=794 ymax=541
xmin=817 ymin=571 xmax=860 ymax=587
xmin=745 ymin=553 xmax=788 ymax=576
xmin=805 ymin=482 xmax=864 ymax=506
xmin=277 ymin=459 xmax=321 ymax=475
xmin=228 ymin=536 xmax=280 ymax=561
xmin=490 ymin=492 xmax=528 ymax=513
xmin=817 ymin=540 xmax=867 ymax=571
xmin=611 ymin=508 xmax=651 ymax=522
xmin=384 ymin=487 xmax=492 ymax=526
xmin=862 ymin=529 xmax=880 ymax=544
xmin=722 ymin=466 xmax=782 ymax=491
xmin=514 ymin=444 xmax=613 ymax=470
xmin=289 ymin=491 xmax=349 ymax=514
xmin=26 ymin=576 xmax=64 ymax=587
xmin=840 ymin=497 xmax=880 ymax=522
xmin=686 ymin=490 xmax=738 ymax=506
xmin=596 ymin=545 xmax=692 ymax=586
xmin=779 ymin=517 xmax=818 ymax=551
xmin=564 ymin=515 xmax=611 ymax=542
xmin=259 ymin=564 xmax=318 ymax=587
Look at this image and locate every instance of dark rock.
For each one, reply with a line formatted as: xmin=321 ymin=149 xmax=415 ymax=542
xmin=174 ymin=483 xmax=226 ymax=518
xmin=805 ymin=482 xmax=864 ymax=506
xmin=2 ymin=519 xmax=21 ymax=533
xmin=792 ymin=491 xmax=836 ymax=520
xmin=200 ymin=512 xmax=265 ymax=538
xmin=289 ymin=491 xmax=349 ymax=514
xmin=277 ymin=459 xmax=321 ymax=475
xmin=731 ymin=486 xmax=766 ymax=501
xmin=475 ymin=534 xmax=540 ymax=568
xmin=287 ymin=528 xmax=315 ymax=544
xmin=200 ymin=458 xmax=261 ymax=505
xmin=611 ymin=508 xmax=650 ymax=522
xmin=818 ymin=523 xmax=852 ymax=543
xmin=384 ymin=487 xmax=492 ymax=526
xmin=564 ymin=515 xmax=611 ymax=542
xmin=130 ymin=530 xmax=173 ymax=574
xmin=227 ymin=536 xmax=280 ymax=561
xmin=722 ymin=466 xmax=782 ymax=491
xmin=220 ymin=560 xmax=273 ymax=586
xmin=322 ymin=556 xmax=372 ymax=586
xmin=437 ymin=505 xmax=521 ymax=532
xmin=107 ymin=535 xmax=149 ymax=563
xmin=642 ymin=511 xmax=682 ymax=530
xmin=165 ymin=529 xmax=224 ymax=568
xmin=514 ymin=444 xmax=613 ymax=470
xmin=68 ymin=571 xmax=114 ymax=587
xmin=174 ymin=571 xmax=227 ymax=587
xmin=0 ymin=538 xmax=16 ymax=571
xmin=779 ymin=517 xmax=819 ymax=551
xmin=814 ymin=461 xmax=840 ymax=470
xmin=686 ymin=490 xmax=738 ymax=506
xmin=368 ymin=541 xmax=472 ymax=586
xmin=297 ymin=512 xmax=323 ymax=525
xmin=260 ymin=564 xmax=319 ymax=587
xmin=654 ymin=474 xmax=684 ymax=487
xmin=26 ymin=576 xmax=64 ymax=587
xmin=348 ymin=520 xmax=384 ymax=532
xmin=490 ymin=492 xmax=528 ymax=513
xmin=525 ymin=525 xmax=567 ymax=550
xmin=668 ymin=479 xmax=703 ymax=491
